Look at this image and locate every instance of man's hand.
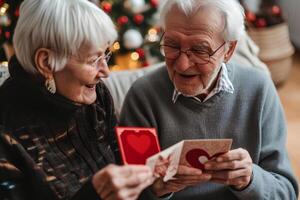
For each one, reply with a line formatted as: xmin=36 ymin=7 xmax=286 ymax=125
xmin=204 ymin=148 xmax=253 ymax=190
xmin=151 ymin=165 xmax=212 ymax=197
xmin=92 ymin=164 xmax=153 ymax=200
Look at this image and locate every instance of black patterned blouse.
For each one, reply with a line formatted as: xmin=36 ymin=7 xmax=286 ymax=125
xmin=0 ymin=56 xmax=119 ymax=200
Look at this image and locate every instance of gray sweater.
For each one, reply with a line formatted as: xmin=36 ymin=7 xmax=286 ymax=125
xmin=120 ymin=62 xmax=298 ymax=200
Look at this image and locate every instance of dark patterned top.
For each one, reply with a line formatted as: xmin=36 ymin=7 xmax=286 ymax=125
xmin=0 ymin=56 xmax=119 ymax=200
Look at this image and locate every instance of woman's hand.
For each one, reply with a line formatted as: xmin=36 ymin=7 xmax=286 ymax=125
xmin=92 ymin=164 xmax=153 ymax=200
xmin=151 ymin=165 xmax=212 ymax=197
xmin=204 ymin=148 xmax=253 ymax=190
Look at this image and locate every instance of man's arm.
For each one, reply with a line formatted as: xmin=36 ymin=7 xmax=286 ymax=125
xmin=230 ymin=78 xmax=299 ymax=200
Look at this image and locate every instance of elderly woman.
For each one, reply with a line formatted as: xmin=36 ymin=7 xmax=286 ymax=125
xmin=0 ymin=0 xmax=155 ymax=199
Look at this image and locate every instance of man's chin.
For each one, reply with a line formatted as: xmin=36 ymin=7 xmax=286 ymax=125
xmin=175 ymin=86 xmax=204 ymax=97
xmin=173 ymin=79 xmax=206 ymax=96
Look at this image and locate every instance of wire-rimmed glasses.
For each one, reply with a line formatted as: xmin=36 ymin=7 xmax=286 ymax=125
xmin=159 ymin=33 xmax=226 ymax=65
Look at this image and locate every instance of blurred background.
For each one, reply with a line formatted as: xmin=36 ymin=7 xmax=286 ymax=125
xmin=0 ymin=0 xmax=299 ymax=197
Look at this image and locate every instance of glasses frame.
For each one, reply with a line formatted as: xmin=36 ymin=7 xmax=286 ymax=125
xmin=91 ymin=51 xmax=112 ymax=68
xmin=159 ymin=32 xmax=226 ymax=64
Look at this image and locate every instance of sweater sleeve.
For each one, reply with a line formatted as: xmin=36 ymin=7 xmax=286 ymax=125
xmin=230 ymin=78 xmax=299 ymax=199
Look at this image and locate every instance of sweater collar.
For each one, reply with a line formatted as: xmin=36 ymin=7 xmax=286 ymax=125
xmin=8 ymin=55 xmax=81 ymax=113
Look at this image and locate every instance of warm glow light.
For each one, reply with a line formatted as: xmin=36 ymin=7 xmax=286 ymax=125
xmin=148 ymin=28 xmax=157 ymax=35
xmin=131 ymin=52 xmax=139 ymax=61
xmin=0 ymin=3 xmax=9 ymax=16
xmin=113 ymin=42 xmax=120 ymax=51
xmin=0 ymin=61 xmax=8 ymax=67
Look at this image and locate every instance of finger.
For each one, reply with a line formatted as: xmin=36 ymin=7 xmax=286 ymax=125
xmin=120 ymin=165 xmax=152 ymax=177
xmin=210 ymin=168 xmax=252 ymax=180
xmin=177 ymin=165 xmax=202 ymax=175
xmin=174 ymin=173 xmax=212 ymax=181
xmin=205 ymin=160 xmax=245 ymax=170
xmin=215 ymin=148 xmax=249 ymax=162
xmin=101 ymin=171 xmax=152 ymax=198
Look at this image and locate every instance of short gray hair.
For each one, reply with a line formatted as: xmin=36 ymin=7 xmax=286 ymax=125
xmin=13 ymin=0 xmax=117 ymax=74
xmin=159 ymin=0 xmax=245 ymax=42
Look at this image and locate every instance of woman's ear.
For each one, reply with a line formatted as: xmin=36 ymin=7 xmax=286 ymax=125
xmin=224 ymin=41 xmax=237 ymax=63
xmin=35 ymin=48 xmax=53 ymax=79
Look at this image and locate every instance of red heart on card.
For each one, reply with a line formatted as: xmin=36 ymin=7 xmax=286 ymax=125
xmin=118 ymin=128 xmax=160 ymax=165
xmin=126 ymin=134 xmax=151 ymax=154
xmin=186 ymin=149 xmax=223 ymax=170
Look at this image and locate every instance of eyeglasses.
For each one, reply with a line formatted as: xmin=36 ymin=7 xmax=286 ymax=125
xmin=160 ymin=34 xmax=226 ymax=65
xmin=90 ymin=51 xmax=112 ymax=68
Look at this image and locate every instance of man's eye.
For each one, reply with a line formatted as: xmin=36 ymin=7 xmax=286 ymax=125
xmin=192 ymin=46 xmax=210 ymax=52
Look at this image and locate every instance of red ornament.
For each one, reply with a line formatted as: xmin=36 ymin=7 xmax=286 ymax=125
xmin=272 ymin=5 xmax=281 ymax=15
xmin=102 ymin=2 xmax=112 ymax=13
xmin=150 ymin=0 xmax=158 ymax=8
xmin=117 ymin=16 xmax=129 ymax=25
xmin=255 ymin=18 xmax=267 ymax=28
xmin=245 ymin=10 xmax=256 ymax=22
xmin=134 ymin=14 xmax=144 ymax=25
xmin=142 ymin=61 xmax=149 ymax=67
xmin=14 ymin=7 xmax=20 ymax=17
xmin=5 ymin=31 xmax=10 ymax=39
xmin=136 ymin=48 xmax=145 ymax=58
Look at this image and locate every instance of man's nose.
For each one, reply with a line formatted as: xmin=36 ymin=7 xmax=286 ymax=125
xmin=173 ymin=51 xmax=194 ymax=72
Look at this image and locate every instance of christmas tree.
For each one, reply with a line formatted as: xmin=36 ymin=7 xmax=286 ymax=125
xmin=99 ymin=0 xmax=163 ymax=70
xmin=0 ymin=0 xmax=163 ymax=69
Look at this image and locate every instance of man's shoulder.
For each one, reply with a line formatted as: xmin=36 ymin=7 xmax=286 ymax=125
xmin=228 ymin=61 xmax=272 ymax=89
xmin=133 ymin=65 xmax=169 ymax=87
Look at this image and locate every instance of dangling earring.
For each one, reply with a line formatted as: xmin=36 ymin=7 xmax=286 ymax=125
xmin=45 ymin=78 xmax=56 ymax=94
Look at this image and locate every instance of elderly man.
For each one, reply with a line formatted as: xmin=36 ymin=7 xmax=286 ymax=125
xmin=120 ymin=0 xmax=299 ymax=199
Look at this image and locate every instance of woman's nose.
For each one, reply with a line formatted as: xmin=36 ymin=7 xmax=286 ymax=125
xmin=96 ymin=62 xmax=110 ymax=78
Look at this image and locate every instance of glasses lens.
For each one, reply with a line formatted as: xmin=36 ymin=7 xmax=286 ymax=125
xmin=160 ymin=45 xmax=180 ymax=59
xmin=192 ymin=51 xmax=210 ymax=64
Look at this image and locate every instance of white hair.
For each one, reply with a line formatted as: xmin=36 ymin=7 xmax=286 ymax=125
xmin=159 ymin=0 xmax=245 ymax=42
xmin=13 ymin=0 xmax=118 ymax=74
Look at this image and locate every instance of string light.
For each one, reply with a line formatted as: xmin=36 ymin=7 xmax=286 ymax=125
xmin=147 ymin=28 xmax=159 ymax=42
xmin=0 ymin=3 xmax=9 ymax=16
xmin=130 ymin=52 xmax=139 ymax=61
xmin=113 ymin=42 xmax=120 ymax=51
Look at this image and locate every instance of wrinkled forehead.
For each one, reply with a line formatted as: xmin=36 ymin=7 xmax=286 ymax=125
xmin=165 ymin=5 xmax=225 ymax=35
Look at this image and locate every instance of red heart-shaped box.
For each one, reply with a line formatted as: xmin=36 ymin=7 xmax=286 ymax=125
xmin=115 ymin=127 xmax=161 ymax=164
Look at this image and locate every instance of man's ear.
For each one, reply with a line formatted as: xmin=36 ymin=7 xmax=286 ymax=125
xmin=34 ymin=48 xmax=53 ymax=79
xmin=224 ymin=41 xmax=237 ymax=63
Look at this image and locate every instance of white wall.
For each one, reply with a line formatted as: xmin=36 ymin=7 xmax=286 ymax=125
xmin=279 ymin=0 xmax=300 ymax=49
xmin=242 ymin=0 xmax=261 ymax=12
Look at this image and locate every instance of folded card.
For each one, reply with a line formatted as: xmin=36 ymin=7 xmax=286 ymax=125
xmin=115 ymin=127 xmax=161 ymax=165
xmin=146 ymin=139 xmax=232 ymax=182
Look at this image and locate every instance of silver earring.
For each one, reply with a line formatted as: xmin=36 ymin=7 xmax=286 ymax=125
xmin=45 ymin=78 xmax=56 ymax=94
